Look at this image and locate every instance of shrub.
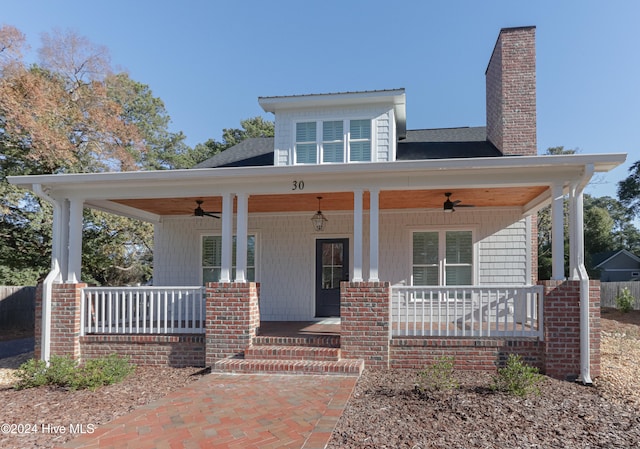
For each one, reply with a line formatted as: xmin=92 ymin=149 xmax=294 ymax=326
xmin=616 ymin=287 xmax=635 ymax=313
xmin=417 ymin=355 xmax=458 ymax=392
xmin=73 ymin=354 xmax=135 ymax=390
xmin=13 ymin=358 xmax=48 ymax=389
xmin=492 ymin=354 xmax=544 ymax=397
xmin=14 ymin=354 xmax=135 ymax=391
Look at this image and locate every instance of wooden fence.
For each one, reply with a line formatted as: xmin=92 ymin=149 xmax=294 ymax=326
xmin=600 ymin=282 xmax=640 ymax=310
xmin=0 ymin=286 xmax=36 ymax=329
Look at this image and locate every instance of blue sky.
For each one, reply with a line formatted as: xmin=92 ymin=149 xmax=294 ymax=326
xmin=3 ymin=1 xmax=639 ymax=199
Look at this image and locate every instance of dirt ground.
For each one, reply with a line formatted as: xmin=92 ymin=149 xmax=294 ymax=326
xmin=0 ymin=308 xmax=639 ymax=449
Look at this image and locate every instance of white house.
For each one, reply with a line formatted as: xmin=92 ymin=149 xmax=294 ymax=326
xmin=8 ymin=26 xmax=626 ymax=381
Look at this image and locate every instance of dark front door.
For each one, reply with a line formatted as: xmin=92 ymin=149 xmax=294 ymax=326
xmin=315 ymin=238 xmax=349 ymax=317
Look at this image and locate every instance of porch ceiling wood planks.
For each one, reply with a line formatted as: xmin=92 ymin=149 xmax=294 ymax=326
xmin=111 ymin=186 xmax=548 ymax=216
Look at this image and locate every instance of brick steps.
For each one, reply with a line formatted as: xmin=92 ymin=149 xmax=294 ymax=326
xmin=252 ymin=335 xmax=341 ymax=348
xmin=211 ymin=332 xmax=363 ymax=376
xmin=245 ymin=345 xmax=340 ymax=361
xmin=212 ymin=358 xmax=364 ymax=376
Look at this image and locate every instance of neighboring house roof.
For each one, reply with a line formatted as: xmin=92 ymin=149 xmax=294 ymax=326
xmin=593 ymin=249 xmax=640 ymax=269
xmin=194 ymin=138 xmax=274 ymax=168
xmin=194 ymin=126 xmax=501 ymax=169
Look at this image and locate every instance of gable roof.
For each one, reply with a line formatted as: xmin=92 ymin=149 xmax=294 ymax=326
xmin=593 ymin=249 xmax=640 ymax=268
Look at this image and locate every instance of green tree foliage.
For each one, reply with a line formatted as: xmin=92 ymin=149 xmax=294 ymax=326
xmin=618 ymin=160 xmax=640 ymax=219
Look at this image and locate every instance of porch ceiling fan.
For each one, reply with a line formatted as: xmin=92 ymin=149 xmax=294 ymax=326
xmin=443 ymin=192 xmax=475 ymax=213
xmin=194 ymin=200 xmax=221 ymax=219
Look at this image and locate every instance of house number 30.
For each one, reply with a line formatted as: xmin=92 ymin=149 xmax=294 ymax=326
xmin=292 ymin=180 xmax=305 ymax=190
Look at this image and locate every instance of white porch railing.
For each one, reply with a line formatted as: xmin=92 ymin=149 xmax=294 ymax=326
xmin=82 ymin=287 xmax=206 ymax=334
xmin=391 ymin=285 xmax=544 ymax=339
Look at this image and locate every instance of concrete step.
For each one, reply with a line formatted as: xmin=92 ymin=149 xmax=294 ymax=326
xmin=212 ymin=358 xmax=364 ymax=376
xmin=245 ymin=345 xmax=340 ymax=361
xmin=253 ymin=335 xmax=340 ymax=348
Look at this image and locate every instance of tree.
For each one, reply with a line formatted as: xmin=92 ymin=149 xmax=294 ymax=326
xmin=618 ymin=160 xmax=640 ymax=219
xmin=190 ymin=116 xmax=274 ymax=166
xmin=0 ymin=27 xmax=173 ymax=285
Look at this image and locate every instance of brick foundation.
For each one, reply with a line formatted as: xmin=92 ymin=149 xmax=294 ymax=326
xmin=80 ymin=334 xmax=205 ymax=367
xmin=340 ymin=282 xmax=391 ymax=369
xmin=390 ymin=338 xmax=543 ymax=372
xmin=205 ymin=282 xmax=260 ymax=365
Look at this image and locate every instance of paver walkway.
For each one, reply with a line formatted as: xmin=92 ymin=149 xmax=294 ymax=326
xmin=55 ymin=373 xmax=357 ymax=449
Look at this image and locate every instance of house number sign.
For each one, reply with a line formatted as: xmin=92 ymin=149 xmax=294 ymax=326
xmin=291 ymin=180 xmax=305 ymax=190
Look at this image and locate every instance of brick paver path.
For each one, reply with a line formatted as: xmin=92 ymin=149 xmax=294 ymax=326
xmin=56 ymin=373 xmax=357 ymax=449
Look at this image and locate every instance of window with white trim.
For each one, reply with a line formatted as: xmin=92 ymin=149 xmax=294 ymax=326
xmin=294 ymin=119 xmax=372 ymax=164
xmin=202 ymin=235 xmax=256 ymax=284
xmin=295 ymin=122 xmax=317 ymax=164
xmin=349 ymin=119 xmax=371 ymax=162
xmin=412 ymin=230 xmax=473 ymax=286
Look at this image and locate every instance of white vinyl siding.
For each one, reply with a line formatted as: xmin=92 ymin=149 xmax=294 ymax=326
xmin=412 ymin=230 xmax=473 ymax=286
xmin=349 ymin=119 xmax=371 ymax=162
xmin=202 ymin=235 xmax=256 ymax=283
xmin=295 ymin=122 xmax=317 ymax=164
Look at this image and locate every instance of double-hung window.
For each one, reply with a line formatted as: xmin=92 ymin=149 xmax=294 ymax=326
xmin=295 ymin=122 xmax=317 ymax=164
xmin=322 ymin=121 xmax=344 ymax=163
xmin=412 ymin=230 xmax=473 ymax=286
xmin=295 ymin=119 xmax=372 ymax=164
xmin=202 ymin=235 xmax=256 ymax=284
xmin=349 ymin=119 xmax=371 ymax=162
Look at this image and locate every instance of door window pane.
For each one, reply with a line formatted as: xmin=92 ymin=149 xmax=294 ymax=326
xmin=321 ymin=243 xmax=343 ymax=289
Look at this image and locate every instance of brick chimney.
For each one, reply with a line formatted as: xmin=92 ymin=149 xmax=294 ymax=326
xmin=486 ymin=26 xmax=537 ymax=156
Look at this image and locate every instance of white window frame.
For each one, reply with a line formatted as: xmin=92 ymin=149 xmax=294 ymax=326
xmin=410 ymin=228 xmax=476 ymax=286
xmin=200 ymin=233 xmax=258 ymax=285
xmin=293 ymin=118 xmax=373 ymax=165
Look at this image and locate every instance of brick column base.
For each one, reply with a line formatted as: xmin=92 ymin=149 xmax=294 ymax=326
xmin=540 ymin=280 xmax=600 ymax=380
xmin=340 ymin=281 xmax=391 ymax=369
xmin=205 ymin=282 xmax=260 ymax=366
xmin=50 ymin=283 xmax=86 ymax=359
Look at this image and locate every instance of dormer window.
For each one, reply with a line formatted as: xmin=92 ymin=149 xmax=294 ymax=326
xmin=295 ymin=122 xmax=317 ymax=164
xmin=295 ymin=119 xmax=372 ymax=164
xmin=349 ymin=120 xmax=371 ymax=162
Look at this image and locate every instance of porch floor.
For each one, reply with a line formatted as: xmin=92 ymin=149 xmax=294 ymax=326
xmin=258 ymin=321 xmax=341 ymax=338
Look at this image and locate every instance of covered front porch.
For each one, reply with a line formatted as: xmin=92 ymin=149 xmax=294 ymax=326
xmin=10 ymin=153 xmax=625 ymax=380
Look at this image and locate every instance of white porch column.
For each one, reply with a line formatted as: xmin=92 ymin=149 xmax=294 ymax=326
xmin=368 ymin=188 xmax=380 ymax=282
xmin=234 ymin=193 xmax=249 ymax=283
xmin=66 ymin=198 xmax=84 ymax=283
xmin=551 ymin=183 xmax=565 ymax=280
xmin=569 ymin=183 xmax=579 ymax=280
xmin=352 ymin=189 xmax=363 ymax=282
xmin=220 ymin=193 xmax=234 ymax=283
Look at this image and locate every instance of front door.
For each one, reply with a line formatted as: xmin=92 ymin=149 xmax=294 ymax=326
xmin=315 ymin=238 xmax=349 ymax=317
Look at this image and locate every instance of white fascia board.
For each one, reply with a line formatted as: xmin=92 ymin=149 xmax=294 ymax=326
xmin=258 ymin=89 xmax=406 ymax=113
xmin=7 ymin=153 xmax=627 ymax=200
xmin=85 ymin=200 xmax=162 ymax=223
